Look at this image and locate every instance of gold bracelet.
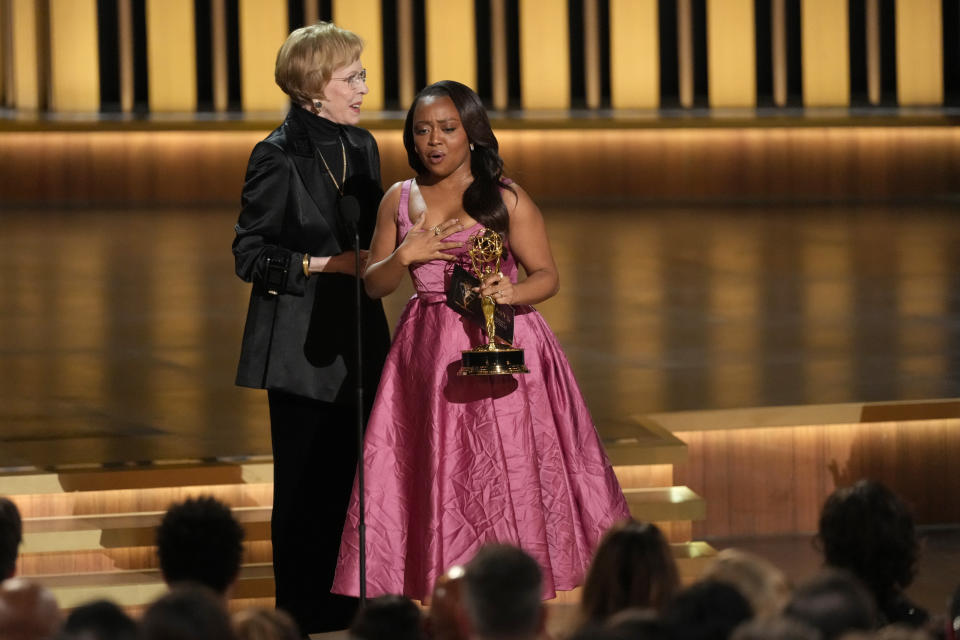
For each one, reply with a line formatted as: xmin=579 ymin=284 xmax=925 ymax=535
xmin=302 ymin=253 xmax=310 ymax=277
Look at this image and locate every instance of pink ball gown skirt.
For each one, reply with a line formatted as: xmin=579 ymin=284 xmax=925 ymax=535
xmin=332 ymin=179 xmax=630 ymax=600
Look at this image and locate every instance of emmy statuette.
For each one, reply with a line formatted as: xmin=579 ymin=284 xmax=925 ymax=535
xmin=457 ymin=228 xmax=529 ymax=376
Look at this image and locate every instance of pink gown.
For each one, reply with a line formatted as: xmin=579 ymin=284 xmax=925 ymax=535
xmin=332 ymin=179 xmax=630 ymax=600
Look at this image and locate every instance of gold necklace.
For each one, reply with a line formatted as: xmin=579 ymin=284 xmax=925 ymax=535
xmin=316 ymin=138 xmax=347 ymax=194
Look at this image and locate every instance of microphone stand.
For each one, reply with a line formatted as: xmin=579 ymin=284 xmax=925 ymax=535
xmin=341 ymin=195 xmax=367 ymax=609
xmin=354 ymin=230 xmax=366 ymax=608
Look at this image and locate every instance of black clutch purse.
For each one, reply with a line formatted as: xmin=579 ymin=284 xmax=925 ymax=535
xmin=445 ymin=264 xmax=515 ymax=345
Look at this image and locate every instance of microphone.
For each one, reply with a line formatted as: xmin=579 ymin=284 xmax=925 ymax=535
xmin=340 ymin=195 xmax=361 ymax=243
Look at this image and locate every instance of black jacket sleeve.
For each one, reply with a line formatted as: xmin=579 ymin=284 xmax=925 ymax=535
xmin=232 ymin=140 xmax=308 ymax=297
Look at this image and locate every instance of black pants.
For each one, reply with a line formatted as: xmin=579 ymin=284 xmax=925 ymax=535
xmin=268 ymin=390 xmax=360 ymax=635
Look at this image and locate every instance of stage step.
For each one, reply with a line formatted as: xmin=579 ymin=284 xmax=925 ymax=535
xmin=0 ymin=440 xmax=711 ymax=612
xmin=32 ymin=563 xmax=274 ymax=609
xmin=623 ymin=486 xmax=706 ymax=523
xmin=26 ymin=541 xmax=715 ymax=610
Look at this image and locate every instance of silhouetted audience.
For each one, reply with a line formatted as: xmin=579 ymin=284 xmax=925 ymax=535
xmin=732 ymin=615 xmax=822 ymax=640
xmin=0 ymin=577 xmax=62 ymax=640
xmin=605 ymin=607 xmax=671 ymax=640
xmin=59 ymin=599 xmax=137 ymax=640
xmin=703 ymin=548 xmax=791 ymax=618
xmin=350 ymin=595 xmax=425 ymax=640
xmin=817 ymin=479 xmax=929 ymax=627
xmin=579 ymin=520 xmax=679 ymax=626
xmin=784 ymin=569 xmax=879 ymax=640
xmin=461 ymin=544 xmax=545 ymax=640
xmin=0 ymin=497 xmax=23 ymax=581
xmin=156 ymin=496 xmax=244 ymax=597
xmin=662 ymin=579 xmax=753 ymax=640
xmin=139 ymin=584 xmax=235 ymax=640
xmin=232 ymin=607 xmax=300 ymax=640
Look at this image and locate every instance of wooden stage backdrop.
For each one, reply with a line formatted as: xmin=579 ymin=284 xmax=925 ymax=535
xmin=0 ymin=119 xmax=958 ymax=205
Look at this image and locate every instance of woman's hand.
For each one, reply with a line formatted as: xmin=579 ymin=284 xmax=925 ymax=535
xmin=477 ymin=270 xmax=516 ymax=305
xmin=323 ymin=250 xmax=370 ymax=276
xmin=395 ymin=215 xmax=464 ymax=266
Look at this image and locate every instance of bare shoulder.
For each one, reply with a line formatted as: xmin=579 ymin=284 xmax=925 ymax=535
xmin=378 ymin=181 xmax=406 ymax=214
xmin=501 ymin=180 xmax=540 ymax=219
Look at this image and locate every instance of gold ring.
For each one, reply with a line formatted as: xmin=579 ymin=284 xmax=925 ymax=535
xmin=433 ymin=226 xmax=441 ymax=236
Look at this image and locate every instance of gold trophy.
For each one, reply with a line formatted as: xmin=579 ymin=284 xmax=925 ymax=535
xmin=457 ymin=228 xmax=529 ymax=376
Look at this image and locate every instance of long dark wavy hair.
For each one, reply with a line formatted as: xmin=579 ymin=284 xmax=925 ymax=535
xmin=579 ymin=519 xmax=680 ymax=624
xmin=403 ymin=80 xmax=513 ymax=233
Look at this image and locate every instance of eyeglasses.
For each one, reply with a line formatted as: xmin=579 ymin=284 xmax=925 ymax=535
xmin=332 ymin=69 xmax=367 ymax=89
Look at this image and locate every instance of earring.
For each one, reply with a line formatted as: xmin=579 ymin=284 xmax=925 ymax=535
xmin=313 ymin=100 xmax=322 ymax=111
xmin=469 ymin=143 xmax=475 ymax=151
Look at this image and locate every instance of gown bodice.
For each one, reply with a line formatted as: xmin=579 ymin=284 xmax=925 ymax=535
xmin=396 ymin=179 xmax=519 ymax=298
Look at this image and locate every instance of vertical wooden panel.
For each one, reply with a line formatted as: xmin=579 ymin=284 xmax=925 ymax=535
xmin=519 ymin=0 xmax=568 ymax=109
xmin=397 ymin=0 xmax=414 ymax=107
xmin=491 ymin=0 xmax=508 ymax=110
xmin=801 ymin=0 xmax=849 ymax=106
xmin=771 ymin=0 xmax=786 ymax=105
xmin=0 ymin=0 xmax=6 ymax=106
xmin=238 ymin=0 xmax=287 ymax=112
xmin=118 ymin=0 xmax=133 ymax=112
xmin=425 ymin=0 xmax=475 ymax=87
xmin=896 ymin=0 xmax=942 ymax=105
xmin=707 ymin=0 xmax=755 ymax=107
xmin=211 ymin=0 xmax=228 ymax=111
xmin=610 ymin=0 xmax=660 ymax=109
xmin=866 ymin=0 xmax=880 ymax=104
xmin=146 ymin=0 xmax=196 ymax=111
xmin=333 ymin=0 xmax=383 ymax=110
xmin=11 ymin=0 xmax=39 ymax=109
xmin=583 ymin=0 xmax=600 ymax=108
xmin=677 ymin=0 xmax=693 ymax=107
xmin=48 ymin=0 xmax=99 ymax=111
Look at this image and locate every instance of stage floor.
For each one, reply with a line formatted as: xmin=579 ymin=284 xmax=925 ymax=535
xmin=1 ymin=201 xmax=960 ymax=469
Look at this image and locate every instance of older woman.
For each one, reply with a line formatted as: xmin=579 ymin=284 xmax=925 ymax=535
xmin=232 ymin=22 xmax=390 ymax=634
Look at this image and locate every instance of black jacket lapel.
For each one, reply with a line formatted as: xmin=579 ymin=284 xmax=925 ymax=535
xmin=282 ymin=113 xmax=345 ymax=247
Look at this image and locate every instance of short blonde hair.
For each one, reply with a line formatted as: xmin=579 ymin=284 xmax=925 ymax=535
xmin=275 ymin=22 xmax=363 ymax=106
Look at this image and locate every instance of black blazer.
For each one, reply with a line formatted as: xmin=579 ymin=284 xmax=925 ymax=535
xmin=233 ymin=110 xmax=391 ymax=404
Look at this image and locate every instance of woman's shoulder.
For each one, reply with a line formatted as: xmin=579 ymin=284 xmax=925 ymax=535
xmin=378 ymin=180 xmax=409 ymax=214
xmin=342 ymin=125 xmax=378 ymax=147
xmin=499 ymin=177 xmax=528 ymax=208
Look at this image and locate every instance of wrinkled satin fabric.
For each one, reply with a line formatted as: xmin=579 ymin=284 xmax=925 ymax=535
xmin=332 ymin=179 xmax=630 ymax=600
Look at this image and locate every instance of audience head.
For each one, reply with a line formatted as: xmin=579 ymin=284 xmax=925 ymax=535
xmin=350 ymin=594 xmax=425 ymax=640
xmin=580 ymin=519 xmax=680 ymax=624
xmin=461 ymin=544 xmax=544 ymax=640
xmin=947 ymin=583 xmax=960 ymax=640
xmin=817 ymin=479 xmax=919 ymax=600
xmin=0 ymin=577 xmax=62 ymax=640
xmin=232 ymin=607 xmax=300 ymax=640
xmin=425 ymin=565 xmax=467 ymax=640
xmin=156 ymin=496 xmax=244 ymax=596
xmin=783 ymin=568 xmax=878 ymax=640
xmin=702 ymin=548 xmax=791 ymax=618
xmin=661 ymin=579 xmax=753 ymax=640
xmin=60 ymin=599 xmax=137 ymax=640
xmin=139 ymin=584 xmax=235 ymax=640
xmin=0 ymin=497 xmax=23 ymax=581
xmin=731 ymin=615 xmax=822 ymax=640
xmin=604 ymin=607 xmax=670 ymax=640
